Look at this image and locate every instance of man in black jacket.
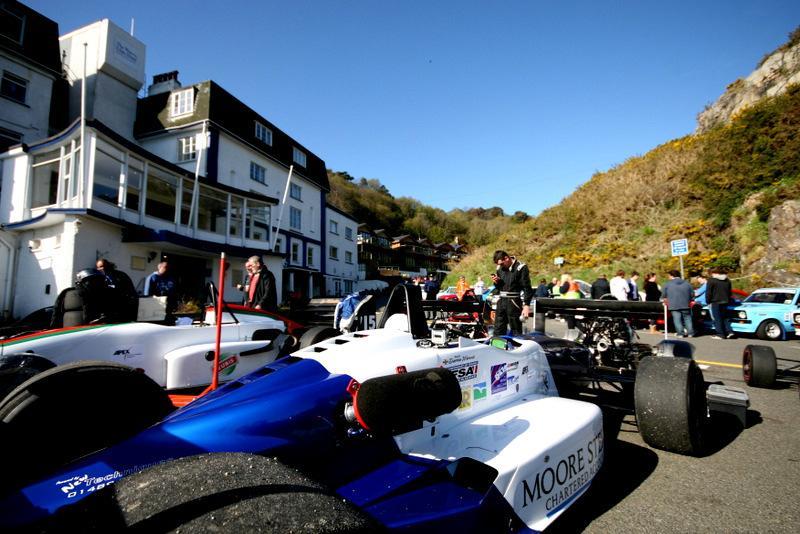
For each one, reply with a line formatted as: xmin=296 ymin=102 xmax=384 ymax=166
xmin=706 ymin=267 xmax=734 ymax=339
xmin=491 ymin=250 xmax=532 ymax=336
xmin=590 ymin=274 xmax=611 ymax=299
xmin=246 ymin=256 xmax=278 ymax=312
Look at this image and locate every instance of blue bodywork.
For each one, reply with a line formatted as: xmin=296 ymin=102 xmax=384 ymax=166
xmin=0 ymin=357 xmax=531 ymax=531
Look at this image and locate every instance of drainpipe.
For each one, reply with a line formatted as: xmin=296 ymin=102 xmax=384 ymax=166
xmin=0 ymin=231 xmax=17 ymax=320
xmin=270 ymin=165 xmax=294 ymax=252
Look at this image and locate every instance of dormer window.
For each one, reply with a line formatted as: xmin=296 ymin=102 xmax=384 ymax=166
xmin=255 ymin=122 xmax=272 ymax=145
xmin=170 ymin=88 xmax=194 ymax=117
xmin=292 ymin=147 xmax=307 ymax=167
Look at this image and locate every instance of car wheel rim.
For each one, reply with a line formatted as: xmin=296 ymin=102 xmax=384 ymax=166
xmin=766 ymin=323 xmax=781 ymax=339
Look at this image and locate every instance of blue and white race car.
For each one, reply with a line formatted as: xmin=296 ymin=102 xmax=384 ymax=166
xmin=0 ymin=286 xmax=705 ymax=532
xmin=728 ymin=287 xmax=800 ymax=340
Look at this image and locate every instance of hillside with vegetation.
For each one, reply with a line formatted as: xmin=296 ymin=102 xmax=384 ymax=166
xmin=329 ymin=29 xmax=800 ymax=289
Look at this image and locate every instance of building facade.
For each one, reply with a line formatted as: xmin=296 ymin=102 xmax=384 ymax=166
xmin=323 ymin=204 xmax=358 ymax=296
xmin=0 ymin=13 xmax=351 ymax=319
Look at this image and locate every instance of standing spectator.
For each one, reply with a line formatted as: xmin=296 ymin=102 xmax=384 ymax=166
xmin=456 ymin=275 xmax=469 ymax=301
xmin=628 ymin=271 xmax=641 ymax=301
xmin=707 ymin=267 xmax=734 ymax=339
xmin=236 ymin=259 xmax=254 ymax=305
xmin=534 ymin=278 xmax=550 ymax=298
xmin=643 ymin=272 xmax=662 ymax=333
xmin=590 ymin=274 xmax=611 ymax=299
xmin=144 ymin=261 xmax=177 ymax=317
xmin=473 ymin=276 xmax=486 ymax=297
xmin=694 ymin=275 xmax=708 ymax=306
xmin=662 ymin=270 xmax=694 ymax=338
xmin=491 ymin=250 xmax=532 ymax=336
xmin=558 ymin=273 xmax=573 ymax=297
xmin=547 ymin=277 xmax=560 ymax=297
xmin=423 ymin=273 xmax=440 ymax=301
xmin=96 ymin=258 xmax=138 ymax=322
xmin=246 ymin=255 xmax=278 ymax=312
xmin=610 ymin=270 xmax=629 ymax=301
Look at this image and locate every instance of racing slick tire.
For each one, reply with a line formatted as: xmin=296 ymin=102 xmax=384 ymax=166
xmin=0 ymin=361 xmax=174 ymax=492
xmin=742 ymin=344 xmax=777 ymax=388
xmin=634 ymin=356 xmax=706 ymax=456
xmin=756 ymin=319 xmax=783 ymax=341
xmin=45 ymin=453 xmax=379 ymax=532
xmin=0 ymin=353 xmax=55 ymax=400
xmin=299 ymin=326 xmax=341 ymax=349
xmin=655 ymin=340 xmax=694 ymax=358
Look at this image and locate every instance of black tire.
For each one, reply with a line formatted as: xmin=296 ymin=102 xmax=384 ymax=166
xmin=46 ymin=453 xmax=379 ymax=532
xmin=635 ymin=356 xmax=707 ymax=455
xmin=742 ymin=344 xmax=777 ymax=387
xmin=0 ymin=353 xmax=55 ymax=400
xmin=655 ymin=340 xmax=694 ymax=358
xmin=0 ymin=361 xmax=174 ymax=491
xmin=299 ymin=326 xmax=341 ymax=349
xmin=756 ymin=319 xmax=783 ymax=341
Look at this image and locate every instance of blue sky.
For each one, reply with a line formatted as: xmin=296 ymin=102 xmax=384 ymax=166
xmin=28 ymin=0 xmax=800 ymax=216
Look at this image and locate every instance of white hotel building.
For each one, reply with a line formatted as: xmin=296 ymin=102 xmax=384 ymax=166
xmin=0 ymin=15 xmax=356 ymax=319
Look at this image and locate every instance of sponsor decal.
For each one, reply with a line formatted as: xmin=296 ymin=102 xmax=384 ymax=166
xmin=520 ymin=431 xmax=604 ymax=513
xmin=507 ymin=361 xmax=519 ymax=371
xmin=448 ymin=362 xmax=479 ymax=383
xmin=442 ymin=354 xmax=476 ymax=366
xmin=112 ymin=344 xmax=143 ymax=361
xmin=56 ymin=458 xmax=173 ymax=499
xmin=522 ymin=365 xmax=529 ymax=375
xmin=473 ymin=381 xmax=488 ymax=402
xmin=459 ymin=388 xmax=472 ymax=410
xmin=491 ymin=363 xmax=507 ymax=394
xmin=214 ymin=353 xmax=239 ymax=376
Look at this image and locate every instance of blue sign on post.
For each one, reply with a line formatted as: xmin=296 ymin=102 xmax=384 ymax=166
xmin=671 ymin=239 xmax=689 ymax=257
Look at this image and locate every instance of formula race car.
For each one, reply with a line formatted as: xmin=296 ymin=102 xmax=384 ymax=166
xmin=0 ymin=285 xmax=720 ymax=531
xmin=0 ymin=284 xmax=293 ymax=396
xmin=0 ymin=284 xmax=608 ymax=532
xmin=530 ymin=297 xmax=744 ymax=454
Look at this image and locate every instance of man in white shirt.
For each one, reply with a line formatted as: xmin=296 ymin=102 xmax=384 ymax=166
xmin=610 ymin=270 xmax=629 ymax=301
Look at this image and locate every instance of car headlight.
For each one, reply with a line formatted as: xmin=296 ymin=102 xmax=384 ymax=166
xmin=737 ymin=311 xmax=747 ymax=319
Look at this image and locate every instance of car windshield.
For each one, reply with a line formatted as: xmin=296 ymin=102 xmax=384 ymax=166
xmin=744 ymin=291 xmax=794 ymax=304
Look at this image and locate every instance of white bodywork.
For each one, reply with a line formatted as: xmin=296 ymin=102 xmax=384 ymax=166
xmin=0 ymin=308 xmax=287 ymax=389
xmin=297 ymin=318 xmax=604 ymax=531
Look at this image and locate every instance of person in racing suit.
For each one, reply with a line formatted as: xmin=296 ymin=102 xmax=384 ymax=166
xmin=491 ymin=250 xmax=532 ymax=336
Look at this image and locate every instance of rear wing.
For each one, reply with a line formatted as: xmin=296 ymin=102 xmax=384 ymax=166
xmin=532 ymin=298 xmax=666 ymax=319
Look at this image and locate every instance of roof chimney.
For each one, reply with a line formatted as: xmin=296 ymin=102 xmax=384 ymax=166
xmin=148 ymin=70 xmax=181 ymax=96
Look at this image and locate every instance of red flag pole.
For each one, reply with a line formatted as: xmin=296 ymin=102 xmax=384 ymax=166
xmin=210 ymin=252 xmax=226 ymax=391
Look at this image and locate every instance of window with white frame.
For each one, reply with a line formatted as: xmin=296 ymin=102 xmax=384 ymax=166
xmin=329 ymin=246 xmax=339 ymax=260
xmin=170 ymin=88 xmax=194 ymax=117
xmin=329 ymin=219 xmax=338 ymax=234
xmin=177 ymin=136 xmax=196 ymax=162
xmin=345 ymin=251 xmax=353 ymax=264
xmin=0 ymin=126 xmax=22 ymax=152
xmin=291 ymin=241 xmax=300 ymax=263
xmin=1 ymin=71 xmax=27 ymax=104
xmin=345 ymin=227 xmax=353 ymax=241
xmin=344 ymin=280 xmax=353 ymax=293
xmin=290 ymin=183 xmax=302 ymax=200
xmin=250 ymin=162 xmax=266 ymax=184
xmin=274 ymin=237 xmax=283 ymax=253
xmin=292 ymin=147 xmax=307 ymax=167
xmin=307 ymin=247 xmax=314 ymax=267
xmin=289 ymin=206 xmax=302 ymax=230
xmin=254 ymin=121 xmax=272 ymax=145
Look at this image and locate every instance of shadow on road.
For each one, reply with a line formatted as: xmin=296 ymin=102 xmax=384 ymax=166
xmin=547 ymin=438 xmax=658 ymax=533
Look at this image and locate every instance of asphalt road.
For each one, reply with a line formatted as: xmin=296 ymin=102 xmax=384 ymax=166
xmin=540 ymin=320 xmax=800 ymax=533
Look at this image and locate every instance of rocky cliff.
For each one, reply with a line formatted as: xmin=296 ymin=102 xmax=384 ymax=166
xmin=697 ymin=29 xmax=800 ymax=132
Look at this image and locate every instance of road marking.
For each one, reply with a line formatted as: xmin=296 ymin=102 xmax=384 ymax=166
xmin=695 ymin=359 xmax=742 ymax=369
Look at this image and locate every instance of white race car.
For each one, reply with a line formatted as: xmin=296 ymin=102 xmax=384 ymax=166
xmin=0 ymin=298 xmax=290 ymax=392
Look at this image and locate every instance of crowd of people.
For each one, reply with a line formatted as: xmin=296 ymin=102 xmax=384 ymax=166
xmin=439 ymin=249 xmax=738 ymax=340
